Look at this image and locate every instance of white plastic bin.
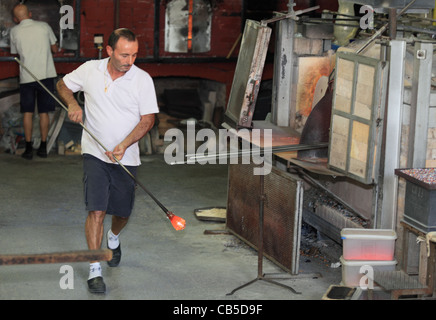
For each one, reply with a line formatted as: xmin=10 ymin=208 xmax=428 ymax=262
xmin=341 ymin=228 xmax=397 ymax=261
xmin=340 ymin=256 xmax=397 ymax=288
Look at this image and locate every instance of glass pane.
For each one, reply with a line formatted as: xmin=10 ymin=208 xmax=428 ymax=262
xmin=334 ymin=58 xmax=354 ymax=113
xmin=349 ymin=121 xmax=369 ymax=178
xmin=354 ymin=64 xmax=374 ymax=119
xmin=329 ymin=115 xmax=350 ymax=170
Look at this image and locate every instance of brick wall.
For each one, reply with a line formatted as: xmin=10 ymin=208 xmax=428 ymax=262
xmin=1 ymin=0 xmax=268 ymax=88
xmin=79 ymin=0 xmax=116 ymax=58
xmin=75 ymin=0 xmax=245 ymax=60
xmin=0 ymin=0 xmax=338 ymax=90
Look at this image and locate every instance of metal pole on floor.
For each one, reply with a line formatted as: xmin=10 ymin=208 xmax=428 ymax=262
xmin=0 ymin=249 xmax=112 ymax=265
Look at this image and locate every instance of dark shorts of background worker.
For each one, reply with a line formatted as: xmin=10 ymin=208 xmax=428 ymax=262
xmin=19 ymin=77 xmax=56 ymax=114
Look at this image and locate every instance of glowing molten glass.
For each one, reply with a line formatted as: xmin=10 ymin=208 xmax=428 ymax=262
xmin=168 ymin=212 xmax=186 ymax=231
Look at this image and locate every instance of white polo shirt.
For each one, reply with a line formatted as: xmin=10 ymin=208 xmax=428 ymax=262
xmin=10 ymin=19 xmax=57 ymax=84
xmin=62 ymin=58 xmax=159 ymax=166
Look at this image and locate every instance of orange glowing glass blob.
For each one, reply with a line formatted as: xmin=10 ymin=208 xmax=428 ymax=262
xmin=168 ymin=212 xmax=186 ymax=231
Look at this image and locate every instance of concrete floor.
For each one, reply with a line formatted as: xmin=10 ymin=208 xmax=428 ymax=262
xmin=0 ymin=151 xmax=344 ymax=300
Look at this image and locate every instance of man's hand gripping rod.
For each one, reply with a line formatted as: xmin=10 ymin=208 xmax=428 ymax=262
xmin=14 ymin=57 xmax=186 ymax=231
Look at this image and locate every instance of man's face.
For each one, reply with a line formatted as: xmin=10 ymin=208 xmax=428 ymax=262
xmin=107 ymin=37 xmax=138 ymax=73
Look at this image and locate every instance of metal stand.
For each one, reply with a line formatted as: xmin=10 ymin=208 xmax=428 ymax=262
xmin=227 ymin=174 xmax=303 ymax=296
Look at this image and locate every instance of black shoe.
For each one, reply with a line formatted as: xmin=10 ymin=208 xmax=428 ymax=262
xmin=87 ymin=276 xmax=106 ymax=294
xmin=107 ymin=243 xmax=121 ymax=267
xmin=21 ymin=148 xmax=33 ymax=160
xmin=37 ymin=146 xmax=47 ymax=158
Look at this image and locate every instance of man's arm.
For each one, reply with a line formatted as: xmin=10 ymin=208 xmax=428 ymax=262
xmin=51 ymin=43 xmax=59 ymax=54
xmin=56 ymin=79 xmax=83 ymax=123
xmin=106 ymin=113 xmax=156 ymax=162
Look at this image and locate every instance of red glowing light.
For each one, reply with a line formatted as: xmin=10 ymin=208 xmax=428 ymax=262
xmin=187 ymin=0 xmax=193 ymax=51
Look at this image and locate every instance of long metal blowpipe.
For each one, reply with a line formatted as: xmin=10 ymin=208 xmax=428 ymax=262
xmin=14 ymin=57 xmax=186 ymax=231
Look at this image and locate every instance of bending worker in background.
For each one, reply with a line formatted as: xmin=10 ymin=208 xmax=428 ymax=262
xmin=56 ymin=28 xmax=159 ymax=294
xmin=10 ymin=3 xmax=58 ymax=159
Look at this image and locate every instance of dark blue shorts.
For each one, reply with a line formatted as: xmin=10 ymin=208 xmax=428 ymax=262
xmin=83 ymin=154 xmax=138 ymax=218
xmin=20 ymin=78 xmax=56 ymax=114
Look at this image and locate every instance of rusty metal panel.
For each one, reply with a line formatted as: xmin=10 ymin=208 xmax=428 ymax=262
xmin=226 ymin=163 xmax=303 ymax=274
xmin=225 ymin=20 xmax=272 ymax=129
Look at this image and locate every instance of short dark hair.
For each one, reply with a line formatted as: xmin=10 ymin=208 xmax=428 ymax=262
xmin=108 ymin=28 xmax=137 ymax=49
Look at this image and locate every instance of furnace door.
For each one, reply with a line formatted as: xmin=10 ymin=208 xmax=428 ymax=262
xmin=328 ymin=51 xmax=388 ymax=185
xmin=224 ymin=19 xmax=272 ymax=129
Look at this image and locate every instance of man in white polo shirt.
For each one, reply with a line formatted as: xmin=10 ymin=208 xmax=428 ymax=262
xmin=10 ymin=3 xmax=58 ymax=159
xmin=56 ymin=28 xmax=159 ymax=294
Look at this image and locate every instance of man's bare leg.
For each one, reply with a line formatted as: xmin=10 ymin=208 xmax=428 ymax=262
xmin=106 ymin=215 xmax=128 ymax=267
xmin=37 ymin=112 xmax=50 ymax=157
xmin=85 ymin=210 xmax=106 ymax=255
xmin=22 ymin=112 xmax=34 ymax=159
xmin=111 ymin=215 xmax=129 ymax=236
xmin=39 ymin=112 xmax=50 ymax=142
xmin=85 ymin=210 xmax=106 ymax=293
xmin=22 ymin=112 xmax=34 ymax=142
